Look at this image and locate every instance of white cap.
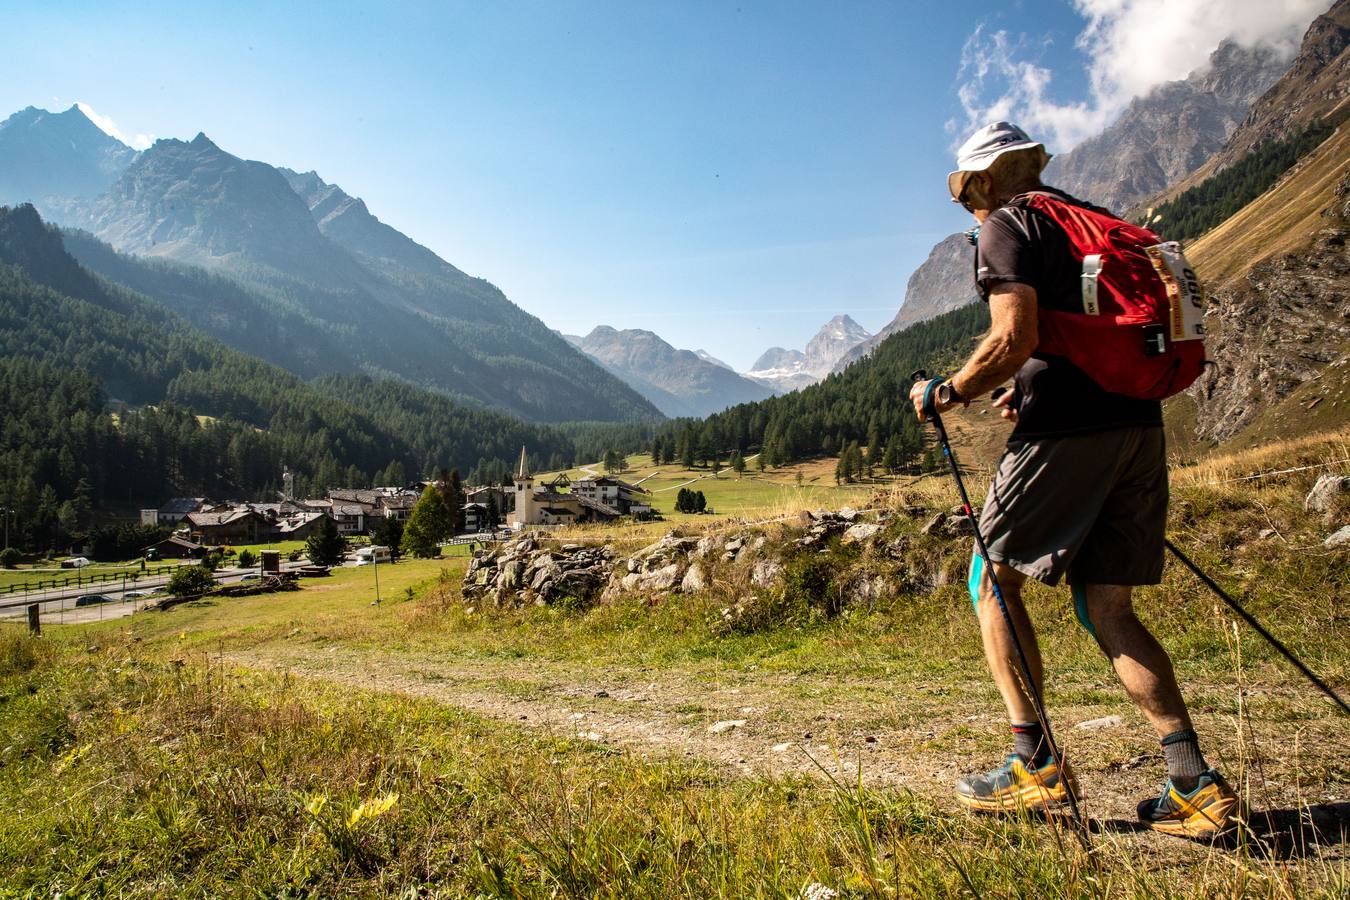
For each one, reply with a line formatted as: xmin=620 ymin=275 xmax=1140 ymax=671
xmin=947 ymin=122 xmax=1051 ymax=200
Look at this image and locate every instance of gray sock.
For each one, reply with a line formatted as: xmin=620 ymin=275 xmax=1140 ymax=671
xmin=1161 ymin=729 xmax=1208 ymax=791
xmin=1012 ymin=722 xmax=1052 ymax=766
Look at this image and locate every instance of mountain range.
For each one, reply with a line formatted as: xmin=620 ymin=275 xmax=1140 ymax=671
xmin=0 ymin=109 xmax=660 ymax=424
xmin=563 ymin=326 xmax=773 ymax=418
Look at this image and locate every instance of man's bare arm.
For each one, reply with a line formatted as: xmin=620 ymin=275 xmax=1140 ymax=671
xmin=951 ymin=282 xmax=1038 ymax=399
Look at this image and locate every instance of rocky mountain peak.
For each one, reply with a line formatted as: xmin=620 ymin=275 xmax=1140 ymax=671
xmin=76 ymin=132 xmax=348 ymax=281
xmin=0 ymin=104 xmax=136 ymax=207
xmin=746 ymin=314 xmax=872 ymax=392
xmin=1044 ymin=33 xmax=1292 ymax=212
xmin=833 ymin=234 xmax=976 ymax=372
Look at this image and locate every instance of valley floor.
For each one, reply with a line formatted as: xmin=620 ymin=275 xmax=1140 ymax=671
xmin=3 ymin=432 xmax=1349 ymax=897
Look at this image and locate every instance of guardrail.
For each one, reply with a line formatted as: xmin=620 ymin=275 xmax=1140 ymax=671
xmin=0 ymin=564 xmax=185 ymax=595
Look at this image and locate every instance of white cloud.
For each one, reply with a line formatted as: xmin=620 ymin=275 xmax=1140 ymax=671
xmin=75 ymin=101 xmax=155 ymax=150
xmin=953 ymin=0 xmax=1324 ymax=152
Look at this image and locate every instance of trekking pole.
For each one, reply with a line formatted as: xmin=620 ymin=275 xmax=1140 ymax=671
xmin=910 ymin=371 xmax=1088 ymax=836
xmin=1165 ymin=538 xmax=1349 ymax=716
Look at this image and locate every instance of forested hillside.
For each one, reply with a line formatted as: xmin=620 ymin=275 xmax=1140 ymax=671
xmin=0 ymin=204 xmax=596 ymax=550
xmin=654 ymin=303 xmax=990 ymax=470
xmin=1143 ymin=120 xmax=1338 ymax=242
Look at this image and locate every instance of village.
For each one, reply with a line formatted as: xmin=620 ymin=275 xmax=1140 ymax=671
xmin=137 ymin=448 xmax=656 ymax=558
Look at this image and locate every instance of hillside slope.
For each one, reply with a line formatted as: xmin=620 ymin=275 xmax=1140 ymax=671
xmin=1186 ymin=126 xmax=1350 ymax=444
xmin=3 ymin=107 xmax=660 ymax=423
xmin=0 ymin=203 xmax=576 ymax=507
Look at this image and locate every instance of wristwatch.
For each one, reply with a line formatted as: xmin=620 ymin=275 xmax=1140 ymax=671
xmin=936 ymin=380 xmax=965 ymax=407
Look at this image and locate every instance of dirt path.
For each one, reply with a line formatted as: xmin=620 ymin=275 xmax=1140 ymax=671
xmin=224 ymin=644 xmax=1348 ymax=864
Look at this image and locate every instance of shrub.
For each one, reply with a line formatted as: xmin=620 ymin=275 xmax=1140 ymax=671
xmin=0 ymin=546 xmax=20 ymax=569
xmin=237 ymin=549 xmax=256 ymax=568
xmin=168 ymin=564 xmax=216 ymax=598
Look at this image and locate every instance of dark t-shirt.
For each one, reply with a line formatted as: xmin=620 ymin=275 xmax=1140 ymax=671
xmin=975 ymin=188 xmax=1163 ymax=442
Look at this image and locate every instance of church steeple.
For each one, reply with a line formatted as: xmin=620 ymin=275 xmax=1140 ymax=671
xmin=516 ymin=446 xmax=531 ymax=479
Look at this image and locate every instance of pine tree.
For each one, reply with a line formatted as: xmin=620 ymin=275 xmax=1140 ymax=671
xmin=694 ymin=491 xmax=706 ymax=513
xmin=883 ymin=440 xmax=902 ymax=476
xmin=731 ymin=450 xmax=745 ymax=476
xmin=847 ymin=441 xmax=864 ymax=482
xmin=372 ymin=517 xmax=404 ymax=562
xmin=402 ymin=485 xmax=451 ymax=557
xmin=306 ymin=515 xmax=347 ymax=567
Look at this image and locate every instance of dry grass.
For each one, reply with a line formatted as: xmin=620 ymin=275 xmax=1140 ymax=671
xmin=1171 ymin=427 xmax=1350 ymax=489
xmin=1187 ymin=124 xmax=1350 ymax=287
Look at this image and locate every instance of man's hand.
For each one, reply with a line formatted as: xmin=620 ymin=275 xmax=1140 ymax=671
xmin=992 ymin=386 xmax=1018 ymax=423
xmin=909 ymin=380 xmax=934 ymax=421
xmin=909 ymin=378 xmax=966 ymax=422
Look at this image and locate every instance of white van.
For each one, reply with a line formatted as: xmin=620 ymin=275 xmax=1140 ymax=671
xmin=355 ymin=545 xmax=392 ymax=566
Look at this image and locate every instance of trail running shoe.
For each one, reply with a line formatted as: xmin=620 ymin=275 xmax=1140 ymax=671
xmin=1136 ymin=769 xmax=1241 ymax=838
xmin=954 ymin=754 xmax=1080 ymax=813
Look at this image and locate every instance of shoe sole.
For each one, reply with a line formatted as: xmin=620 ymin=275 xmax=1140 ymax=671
xmin=1143 ymin=795 xmax=1240 ymax=838
xmin=956 ymin=779 xmax=1079 ymax=813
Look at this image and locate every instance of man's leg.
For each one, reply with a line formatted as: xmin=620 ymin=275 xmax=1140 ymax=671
xmin=978 ymin=562 xmax=1042 ymax=724
xmin=1084 ymin=583 xmax=1240 ymax=835
xmin=954 ymin=562 xmax=1077 ymax=811
xmin=1082 ymin=583 xmax=1190 ymax=736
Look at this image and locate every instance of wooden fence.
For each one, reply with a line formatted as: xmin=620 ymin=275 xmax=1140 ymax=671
xmin=1 ymin=564 xmax=184 ymax=595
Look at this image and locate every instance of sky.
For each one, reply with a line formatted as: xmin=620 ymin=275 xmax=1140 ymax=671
xmin=2 ymin=0 xmax=1323 ymax=371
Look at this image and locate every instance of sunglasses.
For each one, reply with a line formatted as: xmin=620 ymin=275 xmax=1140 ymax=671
xmin=952 ymin=174 xmax=978 ymax=213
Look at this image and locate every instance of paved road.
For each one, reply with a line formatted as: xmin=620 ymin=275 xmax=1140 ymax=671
xmin=0 ymin=561 xmax=315 ymax=625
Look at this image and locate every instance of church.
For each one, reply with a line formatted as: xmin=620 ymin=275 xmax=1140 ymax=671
xmin=509 ymin=447 xmax=643 ymax=528
xmin=510 ymin=447 xmax=585 ymax=528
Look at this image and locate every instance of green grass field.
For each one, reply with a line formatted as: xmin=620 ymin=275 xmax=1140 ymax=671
xmin=2 ymin=432 xmax=1348 ymax=896
xmin=543 ymin=452 xmax=891 ymax=519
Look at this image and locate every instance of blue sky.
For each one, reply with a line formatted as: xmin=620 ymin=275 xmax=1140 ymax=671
xmin=2 ymin=0 xmax=1318 ymax=370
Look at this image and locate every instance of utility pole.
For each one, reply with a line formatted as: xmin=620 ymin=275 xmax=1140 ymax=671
xmin=372 ymin=546 xmax=382 ymax=606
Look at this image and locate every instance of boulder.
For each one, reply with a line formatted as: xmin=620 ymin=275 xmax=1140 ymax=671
xmin=498 ymin=559 xmax=523 ymax=590
xmin=1306 ymin=474 xmax=1350 ymax=514
xmin=1325 ymin=525 xmax=1350 ymax=548
xmin=841 ymin=522 xmax=881 ymax=545
xmin=641 ymin=563 xmax=683 ymax=592
xmin=681 ymin=562 xmax=708 ymax=593
xmin=750 ymin=559 xmax=784 ymax=588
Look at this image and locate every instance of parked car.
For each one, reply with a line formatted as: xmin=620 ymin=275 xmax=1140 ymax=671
xmin=123 ymin=590 xmax=149 ymax=600
xmin=61 ymin=557 xmax=92 ymax=569
xmin=240 ymin=574 xmax=261 ymax=582
xmin=74 ymin=594 xmax=112 ymax=607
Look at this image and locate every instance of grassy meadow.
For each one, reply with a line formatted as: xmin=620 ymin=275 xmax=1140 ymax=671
xmin=2 ymin=431 xmax=1348 ymax=896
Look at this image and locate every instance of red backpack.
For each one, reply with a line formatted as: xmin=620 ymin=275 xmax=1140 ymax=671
xmin=1007 ymin=192 xmax=1207 ymax=400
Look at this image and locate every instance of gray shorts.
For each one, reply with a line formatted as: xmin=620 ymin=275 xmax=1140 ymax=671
xmin=978 ymin=427 xmax=1167 ymax=586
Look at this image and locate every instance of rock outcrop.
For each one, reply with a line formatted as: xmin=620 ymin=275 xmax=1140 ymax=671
xmin=463 ymin=536 xmax=616 ymax=607
xmin=1191 ymin=169 xmax=1350 ymax=442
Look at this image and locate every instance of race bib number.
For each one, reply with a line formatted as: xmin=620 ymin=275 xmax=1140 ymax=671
xmin=1145 ymin=242 xmax=1205 ymax=341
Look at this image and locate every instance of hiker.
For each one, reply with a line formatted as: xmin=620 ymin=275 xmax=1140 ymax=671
xmin=907 ymin=122 xmax=1239 ymax=837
